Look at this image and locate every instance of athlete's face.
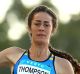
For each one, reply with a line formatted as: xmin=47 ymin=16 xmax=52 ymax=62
xmin=30 ymin=12 xmax=53 ymax=44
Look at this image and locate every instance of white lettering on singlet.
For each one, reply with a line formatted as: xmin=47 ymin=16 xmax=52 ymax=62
xmin=17 ymin=65 xmax=50 ymax=74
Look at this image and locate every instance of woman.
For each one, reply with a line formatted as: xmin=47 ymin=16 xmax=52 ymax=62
xmin=0 ymin=5 xmax=80 ymax=74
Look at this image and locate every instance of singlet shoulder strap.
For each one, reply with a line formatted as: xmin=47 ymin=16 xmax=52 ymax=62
xmin=24 ymin=49 xmax=28 ymax=55
xmin=49 ymin=53 xmax=55 ymax=61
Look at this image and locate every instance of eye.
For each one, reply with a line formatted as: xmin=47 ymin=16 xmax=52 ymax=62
xmin=44 ymin=23 xmax=50 ymax=27
xmin=34 ymin=23 xmax=41 ymax=26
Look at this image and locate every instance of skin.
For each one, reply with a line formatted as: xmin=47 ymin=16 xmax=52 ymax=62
xmin=0 ymin=12 xmax=74 ymax=74
xmin=29 ymin=12 xmax=53 ymax=61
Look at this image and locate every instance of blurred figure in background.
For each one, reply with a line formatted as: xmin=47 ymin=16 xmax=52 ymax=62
xmin=0 ymin=5 xmax=80 ymax=74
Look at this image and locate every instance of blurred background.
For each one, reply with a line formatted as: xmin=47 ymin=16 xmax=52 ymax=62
xmin=0 ymin=0 xmax=80 ymax=73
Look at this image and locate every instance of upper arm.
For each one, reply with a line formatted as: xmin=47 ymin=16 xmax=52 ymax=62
xmin=55 ymin=56 xmax=74 ymax=74
xmin=0 ymin=47 xmax=10 ymax=67
xmin=0 ymin=47 xmax=24 ymax=67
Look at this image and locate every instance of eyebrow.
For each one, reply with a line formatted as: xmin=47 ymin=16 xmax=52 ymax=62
xmin=34 ymin=20 xmax=41 ymax=22
xmin=34 ymin=20 xmax=49 ymax=23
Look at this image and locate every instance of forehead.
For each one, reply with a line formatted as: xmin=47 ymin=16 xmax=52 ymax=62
xmin=32 ymin=12 xmax=52 ymax=21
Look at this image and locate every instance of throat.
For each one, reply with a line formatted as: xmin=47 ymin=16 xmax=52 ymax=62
xmin=29 ymin=48 xmax=50 ymax=61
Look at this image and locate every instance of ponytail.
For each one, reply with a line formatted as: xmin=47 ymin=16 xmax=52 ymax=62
xmin=49 ymin=45 xmax=80 ymax=74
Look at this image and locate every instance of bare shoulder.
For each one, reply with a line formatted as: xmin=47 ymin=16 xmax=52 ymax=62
xmin=0 ymin=46 xmax=25 ymax=64
xmin=0 ymin=46 xmax=25 ymax=57
xmin=6 ymin=46 xmax=26 ymax=63
xmin=55 ymin=56 xmax=74 ymax=74
xmin=5 ymin=46 xmax=25 ymax=54
xmin=0 ymin=46 xmax=26 ymax=67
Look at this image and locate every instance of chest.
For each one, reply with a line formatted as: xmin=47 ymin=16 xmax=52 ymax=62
xmin=13 ymin=54 xmax=56 ymax=74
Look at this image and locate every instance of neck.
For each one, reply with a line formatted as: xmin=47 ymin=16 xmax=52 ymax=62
xmin=29 ymin=43 xmax=50 ymax=61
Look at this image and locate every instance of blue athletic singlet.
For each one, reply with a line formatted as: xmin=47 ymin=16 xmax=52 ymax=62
xmin=13 ymin=50 xmax=56 ymax=74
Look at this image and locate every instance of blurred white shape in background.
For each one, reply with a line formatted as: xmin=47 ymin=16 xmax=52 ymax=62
xmin=50 ymin=0 xmax=80 ymax=23
xmin=7 ymin=12 xmax=27 ymax=41
xmin=0 ymin=0 xmax=13 ymax=23
xmin=21 ymin=0 xmax=41 ymax=8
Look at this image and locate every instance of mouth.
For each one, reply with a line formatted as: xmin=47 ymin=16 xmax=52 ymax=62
xmin=37 ymin=34 xmax=46 ymax=37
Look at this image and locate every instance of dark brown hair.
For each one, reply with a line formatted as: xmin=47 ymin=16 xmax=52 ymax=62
xmin=49 ymin=45 xmax=80 ymax=74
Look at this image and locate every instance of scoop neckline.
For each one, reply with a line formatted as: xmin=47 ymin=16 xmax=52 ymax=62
xmin=27 ymin=49 xmax=52 ymax=62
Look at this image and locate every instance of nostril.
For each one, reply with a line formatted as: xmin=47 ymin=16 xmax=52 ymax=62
xmin=38 ymin=27 xmax=44 ymax=31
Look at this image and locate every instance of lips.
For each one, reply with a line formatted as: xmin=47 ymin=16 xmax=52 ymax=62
xmin=37 ymin=34 xmax=46 ymax=37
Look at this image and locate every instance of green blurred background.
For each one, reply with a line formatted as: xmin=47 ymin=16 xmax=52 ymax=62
xmin=0 ymin=0 xmax=80 ymax=73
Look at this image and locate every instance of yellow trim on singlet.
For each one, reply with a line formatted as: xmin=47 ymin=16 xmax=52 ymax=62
xmin=50 ymin=57 xmax=53 ymax=60
xmin=49 ymin=55 xmax=54 ymax=60
xmin=24 ymin=52 xmax=28 ymax=55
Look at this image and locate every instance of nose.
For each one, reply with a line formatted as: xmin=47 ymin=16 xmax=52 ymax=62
xmin=38 ymin=23 xmax=45 ymax=31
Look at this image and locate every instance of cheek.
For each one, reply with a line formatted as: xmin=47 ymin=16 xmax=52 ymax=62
xmin=46 ymin=29 xmax=52 ymax=38
xmin=30 ymin=25 xmax=37 ymax=35
xmin=30 ymin=25 xmax=34 ymax=32
xmin=31 ymin=27 xmax=37 ymax=33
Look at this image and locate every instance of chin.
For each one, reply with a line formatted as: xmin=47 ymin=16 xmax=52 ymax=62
xmin=35 ymin=39 xmax=48 ymax=45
